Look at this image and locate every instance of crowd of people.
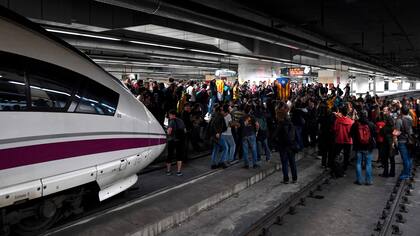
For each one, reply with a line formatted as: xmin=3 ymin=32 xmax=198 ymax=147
xmin=123 ymin=76 xmax=419 ymax=184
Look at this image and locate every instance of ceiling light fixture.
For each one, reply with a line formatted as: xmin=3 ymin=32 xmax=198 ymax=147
xmin=46 ymin=29 xmax=121 ymax=41
xmin=274 ymin=42 xmax=300 ymax=50
xmin=190 ymin=49 xmax=228 ymax=56
xmin=231 ymin=55 xmax=259 ymax=60
xmin=129 ymin=40 xmax=186 ymax=50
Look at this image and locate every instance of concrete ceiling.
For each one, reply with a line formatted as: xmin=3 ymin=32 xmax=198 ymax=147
xmin=1 ymin=0 xmax=418 ymax=80
xmin=221 ymin=0 xmax=420 ymax=76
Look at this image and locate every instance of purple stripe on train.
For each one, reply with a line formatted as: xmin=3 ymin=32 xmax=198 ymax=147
xmin=0 ymin=138 xmax=166 ymax=170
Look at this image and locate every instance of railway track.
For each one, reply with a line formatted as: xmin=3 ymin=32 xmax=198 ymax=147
xmin=242 ymin=164 xmax=417 ymax=236
xmin=373 ymin=168 xmax=416 ymax=236
xmin=243 ymin=171 xmax=331 ymax=236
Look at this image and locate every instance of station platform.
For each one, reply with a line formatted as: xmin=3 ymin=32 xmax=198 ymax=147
xmin=44 ymin=148 xmax=322 ymax=236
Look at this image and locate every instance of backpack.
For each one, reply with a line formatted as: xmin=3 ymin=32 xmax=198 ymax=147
xmin=255 ymin=116 xmax=268 ymax=131
xmin=173 ymin=118 xmax=186 ymax=141
xmin=357 ymin=123 xmax=371 ymax=145
xmin=375 ymin=121 xmax=385 ymax=143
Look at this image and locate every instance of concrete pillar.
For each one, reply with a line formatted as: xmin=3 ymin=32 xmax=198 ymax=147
xmin=353 ymin=76 xmax=369 ymax=95
xmin=389 ymin=80 xmax=398 ymax=91
xmin=375 ymin=77 xmax=384 ymax=94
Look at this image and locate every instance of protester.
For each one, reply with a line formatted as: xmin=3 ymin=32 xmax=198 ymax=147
xmin=350 ymin=110 xmax=376 ymax=185
xmin=275 ymin=103 xmax=298 ymax=184
xmin=209 ymin=105 xmax=228 ymax=169
xmin=124 ymin=76 xmax=417 ymax=186
xmin=241 ymin=114 xmax=259 ymax=168
xmin=166 ymin=110 xmax=186 ymax=176
xmin=221 ymin=104 xmax=237 ymax=164
xmin=333 ymin=106 xmax=354 ymax=176
xmin=395 ymin=107 xmax=414 ymax=180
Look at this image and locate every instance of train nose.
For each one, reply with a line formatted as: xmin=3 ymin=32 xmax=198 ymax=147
xmin=149 ymin=116 xmax=165 ymax=136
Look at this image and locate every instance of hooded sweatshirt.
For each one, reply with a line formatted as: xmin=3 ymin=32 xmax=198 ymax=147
xmin=334 ymin=116 xmax=354 ymax=144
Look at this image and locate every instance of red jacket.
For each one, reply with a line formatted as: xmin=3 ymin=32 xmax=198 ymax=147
xmin=334 ymin=116 xmax=354 ymax=144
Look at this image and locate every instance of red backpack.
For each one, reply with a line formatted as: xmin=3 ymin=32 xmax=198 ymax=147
xmin=358 ymin=123 xmax=371 ymax=145
xmin=375 ymin=121 xmax=385 ymax=143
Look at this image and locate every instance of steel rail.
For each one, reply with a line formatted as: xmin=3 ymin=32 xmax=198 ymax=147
xmin=243 ymin=171 xmax=330 ymax=236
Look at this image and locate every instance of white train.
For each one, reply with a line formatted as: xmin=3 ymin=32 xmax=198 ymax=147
xmin=0 ymin=6 xmax=166 ymax=235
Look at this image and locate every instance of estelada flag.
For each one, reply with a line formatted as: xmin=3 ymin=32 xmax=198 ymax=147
xmin=276 ymin=77 xmax=290 ymax=101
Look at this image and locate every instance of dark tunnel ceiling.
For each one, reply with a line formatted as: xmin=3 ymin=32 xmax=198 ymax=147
xmin=231 ymin=0 xmax=420 ymax=76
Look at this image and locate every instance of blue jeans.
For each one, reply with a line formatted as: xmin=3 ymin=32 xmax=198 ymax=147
xmin=295 ymin=126 xmax=304 ymax=150
xmin=398 ymin=142 xmax=412 ymax=179
xmin=279 ymin=149 xmax=297 ymax=182
xmin=242 ymin=135 xmax=258 ymax=167
xmin=211 ymin=136 xmax=227 ymax=165
xmin=356 ymin=150 xmax=373 ymax=184
xmin=222 ymin=135 xmax=236 ymax=162
xmin=257 ymin=138 xmax=271 ymax=161
xmin=207 ymin=95 xmax=217 ymax=114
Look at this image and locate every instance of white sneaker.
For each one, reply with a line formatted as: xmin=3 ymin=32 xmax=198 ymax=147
xmin=204 ymin=113 xmax=211 ymax=121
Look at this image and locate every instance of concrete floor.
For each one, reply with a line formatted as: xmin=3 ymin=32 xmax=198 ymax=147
xmin=270 ymin=163 xmax=403 ymax=236
xmin=161 ymin=155 xmax=324 ymax=236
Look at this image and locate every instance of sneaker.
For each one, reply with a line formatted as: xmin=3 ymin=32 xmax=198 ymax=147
xmin=353 ymin=181 xmax=362 ymax=185
xmin=282 ymin=180 xmax=289 ymax=184
xmin=242 ymin=165 xmax=250 ymax=169
xmin=204 ymin=114 xmax=211 ymax=121
xmin=176 ymin=172 xmax=183 ymax=176
xmin=253 ymin=164 xmax=261 ymax=169
xmin=292 ymin=180 xmax=297 ymax=184
xmin=211 ymin=165 xmax=218 ymax=169
xmin=365 ymin=182 xmax=373 ymax=186
xmin=166 ymin=171 xmax=172 ymax=176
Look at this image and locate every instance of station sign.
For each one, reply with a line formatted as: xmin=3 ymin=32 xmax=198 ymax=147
xmin=281 ymin=67 xmax=311 ymax=77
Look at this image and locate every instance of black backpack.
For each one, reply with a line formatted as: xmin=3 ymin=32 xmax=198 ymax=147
xmin=173 ymin=118 xmax=186 ymax=141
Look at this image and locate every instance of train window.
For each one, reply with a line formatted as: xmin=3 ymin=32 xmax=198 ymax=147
xmin=74 ymin=79 xmax=119 ymax=116
xmin=0 ymin=68 xmax=27 ymax=111
xmin=28 ymin=73 xmax=73 ymax=110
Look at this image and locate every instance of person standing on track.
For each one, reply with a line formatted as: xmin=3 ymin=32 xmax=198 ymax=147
xmin=275 ymin=103 xmax=298 ymax=184
xmin=350 ymin=110 xmax=376 ymax=185
xmin=332 ymin=106 xmax=354 ymax=177
xmin=395 ymin=106 xmax=414 ymax=180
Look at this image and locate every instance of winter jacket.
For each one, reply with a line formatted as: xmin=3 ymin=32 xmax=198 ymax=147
xmin=333 ymin=116 xmax=354 ymax=144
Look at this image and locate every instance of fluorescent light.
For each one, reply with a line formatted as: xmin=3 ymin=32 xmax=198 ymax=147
xmin=326 ymin=68 xmax=336 ymax=72
xmin=46 ymin=29 xmax=121 ymax=41
xmin=8 ymin=81 xmax=25 ymax=86
xmin=149 ymin=55 xmax=220 ymax=64
xmin=190 ymin=49 xmax=228 ymax=56
xmin=274 ymin=42 xmax=300 ymax=50
xmin=261 ymin=59 xmax=276 ymax=63
xmin=231 ymin=55 xmax=259 ymax=60
xmin=128 ymin=40 xmax=186 ymax=50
